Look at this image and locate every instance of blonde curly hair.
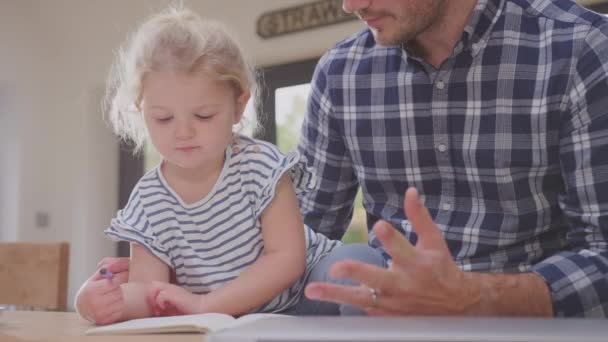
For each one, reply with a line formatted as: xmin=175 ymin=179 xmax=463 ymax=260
xmin=104 ymin=5 xmax=258 ymax=152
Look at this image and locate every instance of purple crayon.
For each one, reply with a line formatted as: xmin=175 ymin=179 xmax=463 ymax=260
xmin=99 ymin=268 xmax=114 ymax=280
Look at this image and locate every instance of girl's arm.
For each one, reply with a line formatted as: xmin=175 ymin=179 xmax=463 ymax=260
xmin=119 ymin=243 xmax=171 ymax=320
xmin=154 ymin=174 xmax=307 ymax=316
xmin=202 ymin=174 xmax=306 ymax=314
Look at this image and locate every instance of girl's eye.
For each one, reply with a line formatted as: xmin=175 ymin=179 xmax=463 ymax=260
xmin=156 ymin=117 xmax=172 ymax=123
xmin=195 ymin=114 xmax=213 ymax=120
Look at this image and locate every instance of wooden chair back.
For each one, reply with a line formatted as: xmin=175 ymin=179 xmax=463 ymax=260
xmin=0 ymin=242 xmax=69 ymax=310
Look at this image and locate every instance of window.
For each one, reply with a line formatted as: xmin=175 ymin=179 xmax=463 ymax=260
xmin=275 ymin=83 xmax=310 ymax=153
xmin=259 ymin=59 xmax=367 ymax=244
xmin=580 ymin=0 xmax=608 ymax=13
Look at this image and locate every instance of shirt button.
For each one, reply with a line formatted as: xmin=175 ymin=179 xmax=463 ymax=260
xmin=253 ymin=145 xmax=261 ymax=153
xmin=436 ymin=143 xmax=447 ymax=152
xmin=441 ymin=203 xmax=452 ymax=211
xmin=436 ymin=80 xmax=445 ymax=89
xmin=232 ymin=146 xmax=241 ymax=154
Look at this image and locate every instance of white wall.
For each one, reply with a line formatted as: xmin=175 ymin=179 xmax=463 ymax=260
xmin=0 ymin=1 xmax=40 ymax=243
xmin=0 ymin=85 xmax=19 ymax=242
xmin=0 ymin=0 xmax=362 ymax=309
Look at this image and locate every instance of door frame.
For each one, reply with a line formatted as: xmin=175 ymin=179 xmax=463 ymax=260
xmin=257 ymin=58 xmax=319 ymax=144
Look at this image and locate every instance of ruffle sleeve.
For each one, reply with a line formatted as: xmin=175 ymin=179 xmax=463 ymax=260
xmin=104 ymin=189 xmax=172 ymax=266
xmin=237 ymin=139 xmax=316 ymax=218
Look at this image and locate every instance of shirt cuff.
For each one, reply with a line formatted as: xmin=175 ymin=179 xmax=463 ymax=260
xmin=531 ymin=251 xmax=608 ymax=317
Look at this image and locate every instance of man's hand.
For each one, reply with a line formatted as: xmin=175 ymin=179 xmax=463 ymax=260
xmin=304 ymin=187 xmax=482 ymax=315
xmin=305 ymin=187 xmax=555 ymax=316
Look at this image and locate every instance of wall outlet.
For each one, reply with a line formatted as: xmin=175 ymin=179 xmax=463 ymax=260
xmin=35 ymin=211 xmax=50 ymax=228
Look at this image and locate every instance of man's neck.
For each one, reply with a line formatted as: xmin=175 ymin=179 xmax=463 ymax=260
xmin=409 ymin=0 xmax=478 ymax=69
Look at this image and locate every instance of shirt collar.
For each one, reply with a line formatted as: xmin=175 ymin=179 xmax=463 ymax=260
xmin=462 ymin=0 xmax=504 ymax=53
xmin=401 ymin=0 xmax=504 ymax=60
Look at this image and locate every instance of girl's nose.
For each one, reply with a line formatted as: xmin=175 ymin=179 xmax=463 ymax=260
xmin=175 ymin=120 xmax=195 ymax=139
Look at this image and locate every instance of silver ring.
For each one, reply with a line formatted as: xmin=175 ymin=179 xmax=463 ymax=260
xmin=369 ymin=287 xmax=378 ymax=307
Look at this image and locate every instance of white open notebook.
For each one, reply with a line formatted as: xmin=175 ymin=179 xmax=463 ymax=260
xmin=85 ymin=312 xmax=288 ymax=335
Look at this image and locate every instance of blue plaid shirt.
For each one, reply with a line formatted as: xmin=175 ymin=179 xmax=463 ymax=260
xmin=298 ymin=0 xmax=608 ymax=317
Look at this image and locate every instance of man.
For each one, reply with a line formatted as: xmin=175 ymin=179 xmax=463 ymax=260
xmin=301 ymin=0 xmax=608 ymax=317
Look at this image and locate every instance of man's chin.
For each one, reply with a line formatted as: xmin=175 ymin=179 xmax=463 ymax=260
xmin=371 ymin=30 xmax=403 ymax=47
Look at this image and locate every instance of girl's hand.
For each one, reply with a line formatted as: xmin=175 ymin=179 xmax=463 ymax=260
xmin=96 ymin=257 xmax=130 ymax=272
xmin=75 ymin=258 xmax=130 ymax=325
xmin=148 ymin=281 xmax=204 ymax=316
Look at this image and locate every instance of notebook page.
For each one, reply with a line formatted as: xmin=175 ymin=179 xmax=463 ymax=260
xmin=86 ymin=312 xmax=235 ymax=335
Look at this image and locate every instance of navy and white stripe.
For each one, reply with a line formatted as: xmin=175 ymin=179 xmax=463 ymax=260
xmin=299 ymin=0 xmax=608 ymax=317
xmin=106 ymin=135 xmax=340 ymax=313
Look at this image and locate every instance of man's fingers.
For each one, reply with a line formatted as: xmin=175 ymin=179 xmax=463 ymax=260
xmin=404 ymin=187 xmax=447 ymax=250
xmin=373 ymin=220 xmax=416 ymax=262
xmin=305 ymin=282 xmax=378 ymax=308
xmin=329 ymin=260 xmax=393 ymax=292
xmin=306 ymin=282 xmax=400 ymax=312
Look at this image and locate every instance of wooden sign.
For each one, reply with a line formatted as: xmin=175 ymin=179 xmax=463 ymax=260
xmin=257 ymin=0 xmax=357 ymax=39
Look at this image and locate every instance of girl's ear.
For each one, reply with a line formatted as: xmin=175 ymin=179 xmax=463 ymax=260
xmin=134 ymin=96 xmax=143 ymax=114
xmin=234 ymin=90 xmax=251 ymax=123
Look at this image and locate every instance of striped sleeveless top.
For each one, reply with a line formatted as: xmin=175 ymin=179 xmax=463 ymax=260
xmin=105 ymin=135 xmax=340 ymax=313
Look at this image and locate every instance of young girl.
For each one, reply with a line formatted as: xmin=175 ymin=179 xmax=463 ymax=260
xmin=75 ymin=6 xmax=385 ymax=325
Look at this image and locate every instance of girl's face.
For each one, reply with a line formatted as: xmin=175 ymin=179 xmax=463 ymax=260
xmin=140 ymin=70 xmax=249 ymax=173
